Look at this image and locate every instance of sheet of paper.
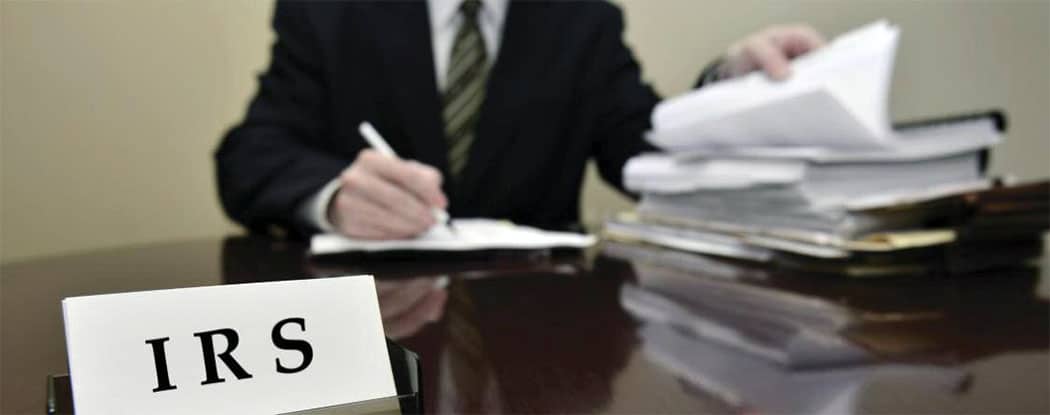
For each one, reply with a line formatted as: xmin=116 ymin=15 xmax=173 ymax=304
xmin=310 ymin=219 xmax=596 ymax=255
xmin=604 ymin=215 xmax=773 ymax=262
xmin=647 ymin=20 xmax=900 ymax=152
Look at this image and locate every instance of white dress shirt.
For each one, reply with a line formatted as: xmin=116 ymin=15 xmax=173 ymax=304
xmin=429 ymin=0 xmax=507 ymax=90
xmin=297 ymin=0 xmax=509 ymax=232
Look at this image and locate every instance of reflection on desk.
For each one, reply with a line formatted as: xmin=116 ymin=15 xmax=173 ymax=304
xmin=222 ymin=236 xmax=633 ymax=414
xmin=639 ymin=323 xmax=968 ymax=415
xmin=0 ymin=235 xmax=1046 ymax=414
xmin=605 ymin=239 xmax=1049 ymax=413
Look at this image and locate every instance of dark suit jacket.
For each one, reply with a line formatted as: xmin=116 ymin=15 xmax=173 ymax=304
xmin=215 ymin=0 xmax=671 ymax=237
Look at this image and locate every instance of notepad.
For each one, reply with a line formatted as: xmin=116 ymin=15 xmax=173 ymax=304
xmin=310 ymin=219 xmax=596 ymax=255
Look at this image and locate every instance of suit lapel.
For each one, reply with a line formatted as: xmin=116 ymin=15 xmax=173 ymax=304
xmin=367 ymin=2 xmax=451 ymax=185
xmin=456 ymin=1 xmax=545 ymax=207
xmin=364 ymin=1 xmax=547 ymax=209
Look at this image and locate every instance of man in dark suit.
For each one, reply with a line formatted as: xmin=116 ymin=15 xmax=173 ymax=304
xmin=215 ymin=0 xmax=823 ymax=239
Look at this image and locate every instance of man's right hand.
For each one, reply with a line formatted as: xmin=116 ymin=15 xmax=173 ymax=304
xmin=328 ymin=149 xmax=448 ymax=239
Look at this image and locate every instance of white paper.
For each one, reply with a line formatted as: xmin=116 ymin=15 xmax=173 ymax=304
xmin=623 ymin=153 xmax=804 ymax=193
xmin=310 ymin=219 xmax=596 ymax=255
xmin=625 ymin=116 xmax=998 ymax=197
xmin=842 ymin=179 xmax=991 ymax=210
xmin=648 ymin=20 xmax=900 ymax=152
xmin=604 ymin=218 xmax=773 ymax=262
xmin=63 ymin=275 xmax=396 ymax=415
xmin=669 ymin=116 xmax=1002 ymax=163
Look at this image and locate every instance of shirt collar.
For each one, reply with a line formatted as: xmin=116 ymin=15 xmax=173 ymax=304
xmin=427 ymin=0 xmax=509 ymax=31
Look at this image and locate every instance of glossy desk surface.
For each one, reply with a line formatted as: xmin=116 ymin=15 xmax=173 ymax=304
xmin=2 ymin=236 xmax=1048 ymax=414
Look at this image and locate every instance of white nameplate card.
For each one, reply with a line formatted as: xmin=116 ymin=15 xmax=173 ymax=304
xmin=62 ymin=275 xmax=396 ymax=415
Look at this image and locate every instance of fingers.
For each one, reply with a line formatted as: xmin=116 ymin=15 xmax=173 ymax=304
xmin=358 ymin=150 xmax=447 ymax=209
xmin=343 ymin=167 xmax=434 ymax=227
xmin=403 ymin=161 xmax=448 ymax=209
xmin=725 ymin=23 xmax=826 ymax=81
xmin=772 ymin=24 xmax=826 ymax=58
xmin=332 ymin=190 xmax=425 ymax=239
xmin=329 ymin=149 xmax=450 ymax=240
xmin=742 ymin=35 xmax=792 ymax=80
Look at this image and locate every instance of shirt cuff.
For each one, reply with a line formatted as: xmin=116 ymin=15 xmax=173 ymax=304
xmin=696 ymin=56 xmax=729 ymax=88
xmin=296 ymin=178 xmax=342 ymax=234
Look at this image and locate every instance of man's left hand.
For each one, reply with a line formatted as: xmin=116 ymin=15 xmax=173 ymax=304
xmin=722 ymin=24 xmax=827 ymax=81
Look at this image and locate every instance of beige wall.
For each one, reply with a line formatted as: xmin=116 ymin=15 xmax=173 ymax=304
xmin=3 ymin=1 xmax=1048 ymax=263
xmin=2 ymin=0 xmax=271 ymax=263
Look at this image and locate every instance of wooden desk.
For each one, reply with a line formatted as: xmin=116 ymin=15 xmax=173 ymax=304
xmin=2 ymin=236 xmax=1047 ymax=414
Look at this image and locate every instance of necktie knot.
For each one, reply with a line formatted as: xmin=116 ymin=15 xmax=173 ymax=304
xmin=460 ymin=0 xmax=482 ymax=20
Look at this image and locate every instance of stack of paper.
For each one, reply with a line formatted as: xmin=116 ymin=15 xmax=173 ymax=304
xmin=605 ymin=19 xmax=1048 ymax=275
xmin=609 ymin=178 xmax=1047 ymax=275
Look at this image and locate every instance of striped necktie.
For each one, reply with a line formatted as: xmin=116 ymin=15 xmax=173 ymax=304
xmin=443 ymin=0 xmax=488 ymax=180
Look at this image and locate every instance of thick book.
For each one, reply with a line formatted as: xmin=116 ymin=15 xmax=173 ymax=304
xmin=621 ymin=110 xmax=999 ymax=201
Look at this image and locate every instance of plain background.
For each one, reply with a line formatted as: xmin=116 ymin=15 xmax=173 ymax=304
xmin=2 ymin=0 xmax=1048 ymax=263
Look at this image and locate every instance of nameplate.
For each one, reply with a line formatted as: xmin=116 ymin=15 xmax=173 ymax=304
xmin=62 ymin=275 xmax=396 ymax=415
